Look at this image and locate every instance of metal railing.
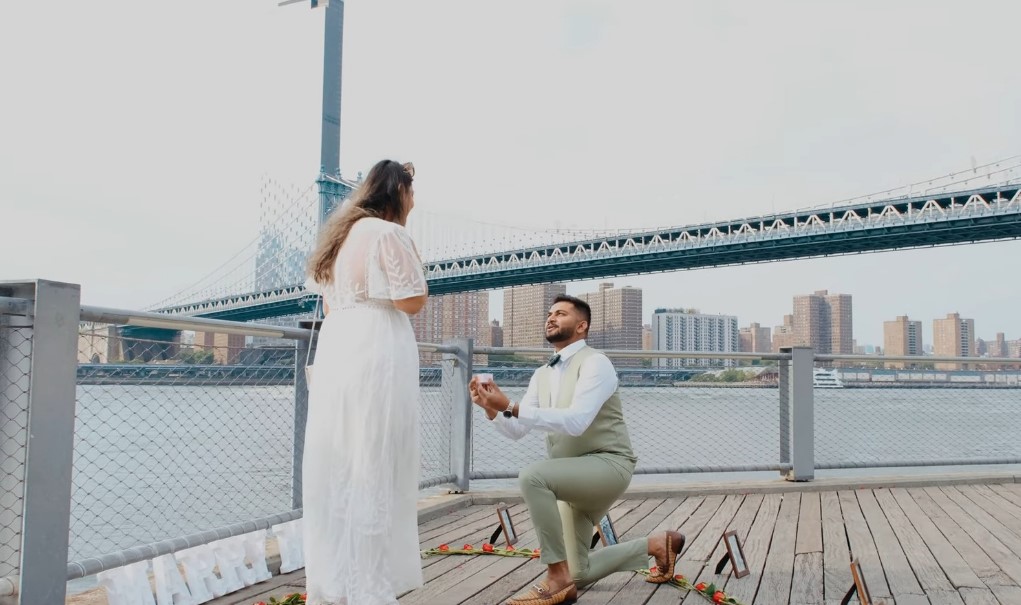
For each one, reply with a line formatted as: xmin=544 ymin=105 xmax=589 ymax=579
xmin=0 ymin=280 xmax=473 ymax=604
xmin=3 ymin=279 xmax=1021 ymax=603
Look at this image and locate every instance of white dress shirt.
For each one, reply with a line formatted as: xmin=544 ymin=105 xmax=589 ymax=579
xmin=492 ymin=340 xmax=619 ymax=439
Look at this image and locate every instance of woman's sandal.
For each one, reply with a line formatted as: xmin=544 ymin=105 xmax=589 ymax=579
xmin=646 ymin=530 xmax=685 ymax=584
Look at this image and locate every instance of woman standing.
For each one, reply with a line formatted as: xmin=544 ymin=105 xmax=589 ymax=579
xmin=302 ymin=159 xmax=428 ymax=605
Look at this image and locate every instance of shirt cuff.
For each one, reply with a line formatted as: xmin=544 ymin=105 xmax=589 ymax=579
xmin=516 ymin=403 xmax=537 ymax=426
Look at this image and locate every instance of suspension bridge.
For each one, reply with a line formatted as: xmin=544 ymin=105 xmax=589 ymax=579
xmin=147 ymin=157 xmax=1021 ymax=323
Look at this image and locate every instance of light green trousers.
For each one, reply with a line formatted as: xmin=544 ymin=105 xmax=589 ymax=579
xmin=519 ymin=453 xmax=650 ymax=587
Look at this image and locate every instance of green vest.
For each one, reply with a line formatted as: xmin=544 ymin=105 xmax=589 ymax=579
xmin=537 ymin=346 xmax=636 ymax=462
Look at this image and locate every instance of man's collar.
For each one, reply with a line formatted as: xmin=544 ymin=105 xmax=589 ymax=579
xmin=555 ymin=339 xmax=587 ymax=364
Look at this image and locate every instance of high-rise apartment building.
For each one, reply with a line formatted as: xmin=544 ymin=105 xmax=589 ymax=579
xmin=791 ymin=290 xmax=853 ymax=355
xmin=739 ymin=322 xmax=772 ymax=353
xmin=932 ymin=312 xmax=975 ymax=370
xmin=490 ymin=320 xmax=504 ymax=348
xmin=503 ymin=283 xmax=567 ymax=348
xmin=651 ymin=309 xmax=739 ymax=368
xmin=410 ymin=292 xmax=491 ymax=363
xmin=991 ymin=333 xmax=1008 ymax=358
xmin=1009 ymin=339 xmax=1021 ymax=359
xmin=576 ymin=283 xmax=643 ymax=361
xmin=883 ymin=315 xmax=923 ymax=368
xmin=772 ymin=315 xmax=796 ymax=353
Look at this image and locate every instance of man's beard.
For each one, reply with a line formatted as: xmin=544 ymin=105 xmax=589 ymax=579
xmin=545 ymin=326 xmax=571 ymax=343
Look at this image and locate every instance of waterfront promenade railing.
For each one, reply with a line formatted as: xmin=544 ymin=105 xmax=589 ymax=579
xmin=2 ymin=279 xmax=1021 ymax=603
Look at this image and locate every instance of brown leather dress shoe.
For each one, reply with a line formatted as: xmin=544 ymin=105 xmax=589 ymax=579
xmin=646 ymin=530 xmax=685 ymax=584
xmin=505 ymin=581 xmax=578 ymax=605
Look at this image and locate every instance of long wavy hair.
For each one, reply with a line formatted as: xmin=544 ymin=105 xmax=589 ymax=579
xmin=307 ymin=159 xmax=414 ymax=284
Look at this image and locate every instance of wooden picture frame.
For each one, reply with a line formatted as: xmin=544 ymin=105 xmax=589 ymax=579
xmin=496 ymin=504 xmax=518 ymax=547
xmin=848 ymin=559 xmax=872 ymax=605
xmin=723 ymin=530 xmax=749 ymax=578
xmin=596 ymin=514 xmax=618 ymax=546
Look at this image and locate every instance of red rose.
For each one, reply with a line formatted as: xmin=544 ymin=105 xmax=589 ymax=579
xmin=438 ymin=544 xmax=449 ymax=552
xmin=650 ymin=566 xmax=659 ymax=574
xmin=713 ymin=591 xmax=725 ymax=603
xmin=483 ymin=543 xmax=494 ymax=552
xmin=696 ymin=582 xmax=707 ymax=591
xmin=531 ymin=551 xmax=540 ymax=558
xmin=507 ymin=545 xmax=515 ymax=551
xmin=463 ymin=544 xmax=473 ymax=550
xmin=674 ymin=574 xmax=684 ymax=581
xmin=302 ymin=595 xmax=308 ymax=602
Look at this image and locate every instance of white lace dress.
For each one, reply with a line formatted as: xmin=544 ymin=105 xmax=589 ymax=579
xmin=302 ymin=217 xmax=427 ymax=605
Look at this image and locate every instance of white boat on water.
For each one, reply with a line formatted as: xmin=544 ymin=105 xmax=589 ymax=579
xmin=813 ymin=367 xmax=845 ymax=388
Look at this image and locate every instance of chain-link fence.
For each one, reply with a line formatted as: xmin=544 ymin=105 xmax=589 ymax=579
xmin=69 ymin=318 xmax=464 ymax=567
xmin=467 ymin=348 xmax=1021 ymax=480
xmin=816 ymin=360 xmax=1021 ymax=468
xmin=0 ymin=309 xmax=32 ymax=580
xmin=71 ymin=323 xmax=298 ymax=563
xmin=419 ymin=351 xmax=450 ymax=486
xmin=469 ymin=351 xmax=786 ymax=479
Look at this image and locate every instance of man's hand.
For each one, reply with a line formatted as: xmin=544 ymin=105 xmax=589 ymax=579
xmin=469 ymin=376 xmax=511 ymax=420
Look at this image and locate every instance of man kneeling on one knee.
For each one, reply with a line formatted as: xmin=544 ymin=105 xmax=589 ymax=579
xmin=470 ymin=295 xmax=684 ymax=605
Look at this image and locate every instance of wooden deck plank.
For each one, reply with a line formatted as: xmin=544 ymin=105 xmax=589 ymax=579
xmin=874 ymin=488 xmax=955 ymax=594
xmin=797 ymin=492 xmax=823 ymax=555
xmin=577 ymin=498 xmax=671 ymax=605
xmin=463 ymin=498 xmax=656 ymax=605
xmin=939 ymin=486 xmax=1021 ymax=579
xmin=603 ymin=497 xmax=692 ymax=605
xmin=988 ymin=584 xmax=1021 ymax=603
xmin=857 ymin=488 xmax=924 ymax=598
xmin=419 ymin=503 xmax=530 ymax=572
xmin=753 ymin=493 xmax=801 ymax=605
xmin=719 ymin=493 xmax=782 ymax=605
xmin=889 ymin=488 xmax=985 ymax=590
xmin=403 ymin=505 xmax=543 ymax=603
xmin=791 ymin=492 xmax=825 ymax=605
xmin=957 ymin=587 xmax=1000 ymax=604
xmin=224 ymin=482 xmax=1021 ymax=605
xmin=651 ymin=494 xmax=737 ymax=605
xmin=966 ymin=486 xmax=1021 ymax=539
xmin=839 ymin=490 xmax=894 ymax=599
xmin=611 ymin=496 xmax=715 ymax=605
xmin=893 ymin=595 xmax=932 ymax=605
xmin=926 ymin=592 xmax=966 ymax=605
xmin=941 ymin=486 xmax=1021 ymax=547
xmin=908 ymin=488 xmax=1004 ymax=583
xmin=678 ymin=494 xmax=766 ymax=605
xmin=921 ymin=487 xmax=1021 ymax=587
xmin=790 ymin=552 xmax=824 ymax=605
xmin=821 ymin=491 xmax=854 ymax=603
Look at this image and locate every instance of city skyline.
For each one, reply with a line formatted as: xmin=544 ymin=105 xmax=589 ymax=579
xmin=4 ymin=2 xmax=1021 ymax=346
xmin=485 ymin=284 xmax=1019 ymax=354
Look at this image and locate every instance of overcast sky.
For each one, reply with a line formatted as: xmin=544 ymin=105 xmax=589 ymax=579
xmin=2 ymin=0 xmax=1019 ymax=347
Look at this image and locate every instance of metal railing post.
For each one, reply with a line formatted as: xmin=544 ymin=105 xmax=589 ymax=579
xmin=442 ymin=338 xmax=473 ymax=493
xmin=18 ymin=280 xmax=80 ymax=604
xmin=778 ymin=351 xmax=791 ymax=477
xmin=788 ymin=346 xmax=815 ymax=481
xmin=293 ymin=320 xmax=319 ymax=510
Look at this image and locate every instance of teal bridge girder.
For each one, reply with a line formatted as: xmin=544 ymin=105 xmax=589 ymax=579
xmin=156 ymin=184 xmax=1021 ymax=322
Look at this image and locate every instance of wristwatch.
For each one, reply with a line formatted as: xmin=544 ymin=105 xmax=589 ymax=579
xmin=502 ymin=401 xmax=514 ymax=418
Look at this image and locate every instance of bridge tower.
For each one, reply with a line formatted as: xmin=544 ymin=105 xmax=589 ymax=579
xmin=316 ymin=0 xmax=353 ymax=227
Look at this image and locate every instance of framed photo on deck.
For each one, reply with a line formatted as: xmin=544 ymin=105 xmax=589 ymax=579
xmin=496 ymin=504 xmax=518 ymax=546
xmin=723 ymin=530 xmax=749 ymax=578
xmin=849 ymin=559 xmax=872 ymax=605
xmin=597 ymin=514 xmax=618 ymax=546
